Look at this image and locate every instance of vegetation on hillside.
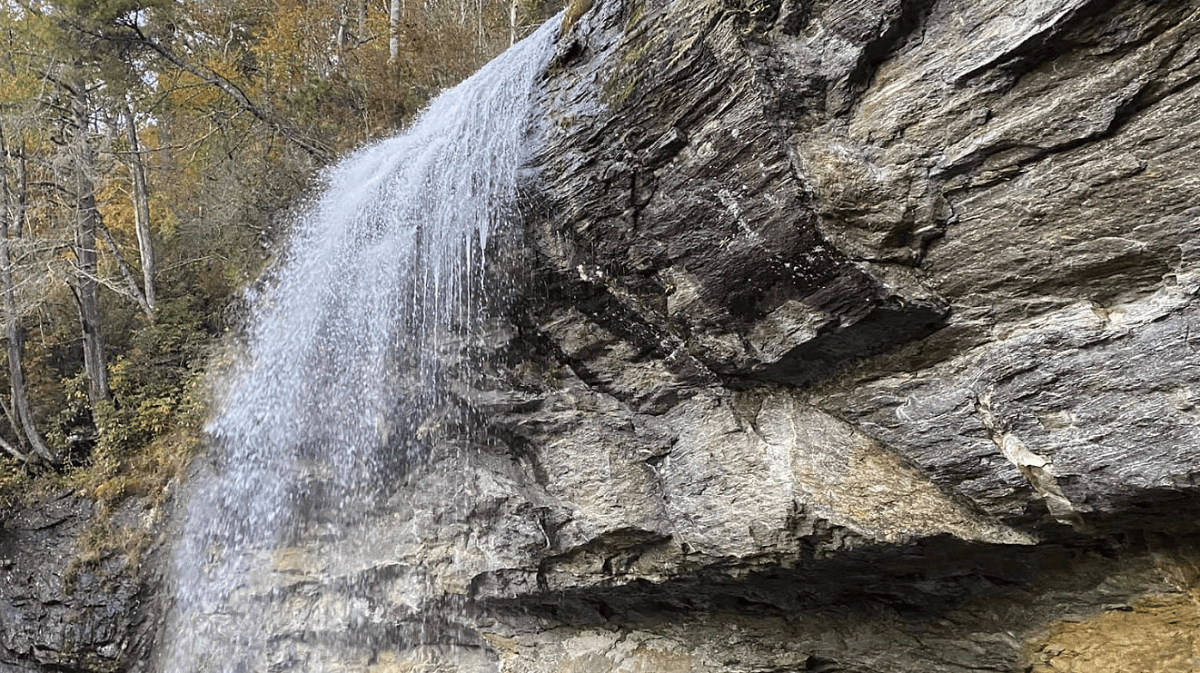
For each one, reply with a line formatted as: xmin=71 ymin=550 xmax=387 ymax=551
xmin=0 ymin=0 xmax=560 ymax=508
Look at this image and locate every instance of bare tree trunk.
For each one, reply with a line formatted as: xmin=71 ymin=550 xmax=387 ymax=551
xmin=389 ymin=0 xmax=402 ymax=65
xmin=0 ymin=128 xmax=55 ymax=465
xmin=13 ymin=138 xmax=25 ymax=239
xmin=123 ymin=102 xmax=156 ymax=316
xmin=0 ymin=373 xmax=21 ymax=447
xmin=510 ymin=0 xmax=519 ymax=46
xmin=71 ymin=86 xmax=110 ymax=407
xmin=336 ymin=3 xmax=346 ymax=48
xmin=0 ymin=394 xmax=25 ymax=456
xmin=0 ymin=432 xmax=30 ymax=463
xmin=75 ymin=199 xmax=110 ymax=407
xmin=1 ymin=215 xmax=54 ymax=465
xmin=96 ymin=220 xmax=153 ymax=317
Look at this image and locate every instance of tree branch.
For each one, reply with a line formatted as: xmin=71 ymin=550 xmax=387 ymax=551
xmin=120 ymin=24 xmax=334 ymax=164
xmin=0 ymin=431 xmax=34 ymax=464
xmin=94 ymin=220 xmax=153 ymax=318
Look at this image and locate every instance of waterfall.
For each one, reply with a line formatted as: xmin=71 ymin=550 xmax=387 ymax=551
xmin=160 ymin=16 xmax=561 ymax=672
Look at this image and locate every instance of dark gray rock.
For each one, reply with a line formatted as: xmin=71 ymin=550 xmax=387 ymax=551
xmin=7 ymin=0 xmax=1200 ymax=670
xmin=0 ymin=493 xmax=159 ymax=673
xmin=480 ymin=0 xmax=1200 ymax=669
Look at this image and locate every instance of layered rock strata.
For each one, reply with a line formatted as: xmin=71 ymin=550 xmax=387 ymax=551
xmin=481 ymin=0 xmax=1200 ymax=669
xmin=4 ymin=0 xmax=1200 ymax=671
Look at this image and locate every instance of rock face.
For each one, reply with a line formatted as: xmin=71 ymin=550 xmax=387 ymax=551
xmin=5 ymin=0 xmax=1200 ymax=671
xmin=486 ymin=0 xmax=1200 ymax=668
xmin=0 ymin=493 xmax=160 ymax=672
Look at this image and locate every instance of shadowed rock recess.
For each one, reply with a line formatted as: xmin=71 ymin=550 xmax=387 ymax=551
xmin=4 ymin=0 xmax=1200 ymax=671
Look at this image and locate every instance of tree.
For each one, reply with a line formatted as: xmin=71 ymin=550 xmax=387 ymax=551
xmin=0 ymin=0 xmax=565 ymax=492
xmin=65 ymin=77 xmax=112 ymax=407
xmin=0 ymin=127 xmax=56 ymax=465
xmin=390 ymin=0 xmax=402 ymax=65
xmin=121 ymin=101 xmax=155 ymax=315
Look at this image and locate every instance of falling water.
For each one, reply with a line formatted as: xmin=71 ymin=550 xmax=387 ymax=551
xmin=161 ymin=16 xmax=561 ymax=672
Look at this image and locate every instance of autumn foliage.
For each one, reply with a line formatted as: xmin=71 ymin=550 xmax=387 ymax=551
xmin=0 ymin=0 xmax=561 ymax=503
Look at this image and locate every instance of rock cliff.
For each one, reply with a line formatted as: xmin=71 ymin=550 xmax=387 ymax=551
xmin=4 ymin=0 xmax=1200 ymax=671
xmin=479 ymin=0 xmax=1200 ymax=669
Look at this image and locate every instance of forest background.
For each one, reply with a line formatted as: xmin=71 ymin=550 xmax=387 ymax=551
xmin=0 ymin=0 xmax=559 ymax=510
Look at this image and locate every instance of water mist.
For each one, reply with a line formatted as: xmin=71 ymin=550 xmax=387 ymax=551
xmin=160 ymin=16 xmax=562 ymax=672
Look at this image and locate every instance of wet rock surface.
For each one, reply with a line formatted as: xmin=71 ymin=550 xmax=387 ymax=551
xmin=0 ymin=493 xmax=160 ymax=673
xmin=5 ymin=0 xmax=1200 ymax=670
xmin=482 ymin=0 xmax=1200 ymax=668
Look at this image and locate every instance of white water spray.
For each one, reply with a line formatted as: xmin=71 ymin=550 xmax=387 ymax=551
xmin=161 ymin=16 xmax=561 ymax=672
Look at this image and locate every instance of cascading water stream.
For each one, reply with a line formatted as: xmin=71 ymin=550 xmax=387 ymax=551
xmin=161 ymin=16 xmax=561 ymax=672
